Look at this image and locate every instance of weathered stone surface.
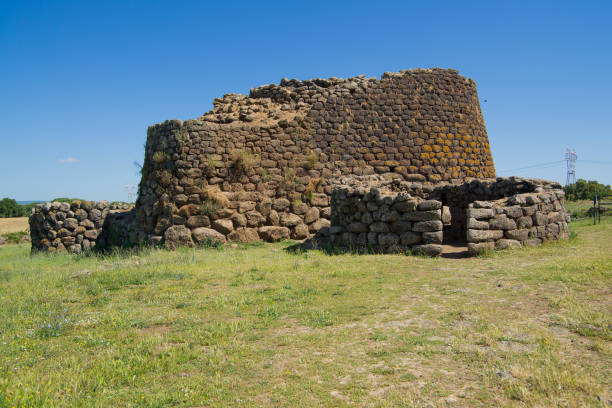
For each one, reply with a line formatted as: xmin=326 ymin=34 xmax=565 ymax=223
xmin=370 ymin=222 xmax=389 ymax=233
xmin=400 ymin=231 xmax=421 ymax=246
xmin=402 ymin=210 xmax=441 ymax=222
xmin=212 ymin=219 xmax=234 ymax=235
xmin=505 ymin=229 xmax=530 ymax=241
xmin=466 ymin=208 xmax=495 ymax=220
xmin=489 ymin=216 xmax=517 ymax=230
xmin=533 ymin=212 xmax=548 ymax=226
xmin=467 ymin=241 xmax=494 ymax=255
xmin=495 ymin=239 xmax=521 ymax=250
xmin=413 ymin=220 xmax=443 ymax=232
xmin=272 ymin=198 xmax=290 ymax=211
xmin=417 ymin=200 xmax=442 ymax=211
xmin=467 ymin=217 xmax=489 ymax=230
xmin=504 ymin=206 xmax=523 ymax=218
xmin=412 ymin=244 xmax=442 ymax=257
xmin=245 ymin=211 xmax=266 ymax=227
xmin=310 ymin=194 xmax=329 ymax=207
xmin=467 ymin=229 xmax=504 ymax=242
xmin=280 ymin=213 xmax=302 ymax=227
xmin=231 ymin=212 xmax=247 ymax=228
xmin=84 ymin=230 xmax=98 ymax=241
xmin=390 ymin=221 xmax=412 ymax=234
xmin=347 ymin=222 xmax=369 ymax=233
xmin=422 ymin=231 xmax=443 ymax=244
xmin=393 ymin=200 xmax=418 ymax=212
xmin=378 ymin=233 xmax=399 ymax=247
xmin=164 ymin=225 xmax=194 ymax=250
xmin=309 ymin=218 xmax=330 ymax=232
xmin=292 ymin=223 xmax=309 ymax=240
xmin=259 ymin=226 xmax=290 ymax=242
xmin=186 ymin=215 xmax=210 ymax=228
xmin=304 ymin=207 xmax=320 ymax=224
xmin=473 ymin=201 xmax=493 ymax=209
xmin=192 ymin=227 xmax=226 ymax=244
xmin=63 ymin=218 xmax=79 ymax=231
xmin=516 ymin=216 xmax=533 ymax=229
xmin=228 ymin=227 xmax=259 ymax=243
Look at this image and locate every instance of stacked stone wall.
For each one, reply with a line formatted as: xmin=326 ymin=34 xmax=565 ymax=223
xmin=134 ymin=68 xmax=495 ymax=248
xmin=29 ymin=201 xmax=138 ymax=253
xmin=325 ymin=175 xmax=568 ymax=256
xmin=329 ymin=182 xmax=444 ymax=256
xmin=466 ymin=191 xmax=569 ymax=255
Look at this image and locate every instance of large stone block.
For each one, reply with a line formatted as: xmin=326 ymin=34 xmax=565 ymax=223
xmin=228 ymin=227 xmax=259 ymax=243
xmin=467 ymin=229 xmax=503 ymax=242
xmin=212 ymin=219 xmax=234 ymax=235
xmin=186 ymin=215 xmax=210 ymax=229
xmin=259 ymin=226 xmax=290 ymax=242
xmin=402 ymin=210 xmax=441 ymax=222
xmin=466 ymin=208 xmax=495 ymax=220
xmin=164 ymin=225 xmax=194 ymax=250
xmin=505 ymin=229 xmax=530 ymax=241
xmin=495 ymin=239 xmax=521 ymax=250
xmin=489 ymin=215 xmax=517 ymax=231
xmin=413 ymin=220 xmax=443 ymax=232
xmin=422 ymin=231 xmax=443 ymax=244
xmin=417 ymin=200 xmax=442 ymax=211
xmin=192 ymin=227 xmax=226 ymax=244
xmin=467 ymin=241 xmax=494 ymax=255
xmin=280 ymin=213 xmax=302 ymax=227
xmin=412 ymin=244 xmax=442 ymax=257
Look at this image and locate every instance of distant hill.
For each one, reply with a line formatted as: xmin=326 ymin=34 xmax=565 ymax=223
xmin=17 ymin=201 xmax=44 ymax=205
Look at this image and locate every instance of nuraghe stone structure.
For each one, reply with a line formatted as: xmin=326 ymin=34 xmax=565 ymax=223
xmin=29 ymin=68 xmax=569 ymax=255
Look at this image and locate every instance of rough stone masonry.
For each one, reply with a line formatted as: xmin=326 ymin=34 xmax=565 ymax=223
xmin=29 ymin=68 xmax=569 ymax=255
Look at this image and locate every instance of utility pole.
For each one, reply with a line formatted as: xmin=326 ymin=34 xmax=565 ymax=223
xmin=124 ymin=185 xmax=137 ymax=203
xmin=565 ymin=149 xmax=577 ymax=186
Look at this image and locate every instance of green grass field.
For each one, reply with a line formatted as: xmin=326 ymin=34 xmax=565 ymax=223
xmin=0 ymin=218 xmax=610 ymax=407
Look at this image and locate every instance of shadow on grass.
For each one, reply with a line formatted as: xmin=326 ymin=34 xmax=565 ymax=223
xmin=282 ymin=238 xmax=434 ymax=258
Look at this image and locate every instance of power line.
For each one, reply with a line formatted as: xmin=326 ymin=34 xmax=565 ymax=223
xmin=498 ymin=160 xmax=564 ymax=173
xmin=581 ymin=160 xmax=612 ymax=165
xmin=498 ymin=157 xmax=611 ymax=176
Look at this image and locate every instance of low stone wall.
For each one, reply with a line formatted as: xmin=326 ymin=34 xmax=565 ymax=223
xmin=29 ymin=201 xmax=138 ymax=253
xmin=28 ymin=197 xmax=331 ymax=252
xmin=466 ymin=191 xmax=569 ymax=255
xmin=324 ymin=175 xmax=569 ymax=257
xmin=329 ymin=182 xmax=445 ymax=256
xmin=29 ymin=177 xmax=568 ymax=256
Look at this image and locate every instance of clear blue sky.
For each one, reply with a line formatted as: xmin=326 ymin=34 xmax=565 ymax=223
xmin=1 ymin=1 xmax=611 ymax=202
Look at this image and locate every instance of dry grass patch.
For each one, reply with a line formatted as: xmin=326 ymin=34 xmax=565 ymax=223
xmin=0 ymin=217 xmax=29 ymax=234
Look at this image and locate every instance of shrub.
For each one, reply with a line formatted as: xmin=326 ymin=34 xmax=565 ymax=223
xmin=304 ymin=178 xmax=323 ymax=195
xmin=231 ymin=149 xmax=258 ymax=174
xmin=199 ymin=187 xmax=229 ymax=217
xmin=1 ymin=231 xmax=28 ymax=243
xmin=302 ymin=149 xmax=319 ymax=170
xmin=205 ymin=155 xmax=218 ymax=172
xmin=0 ymin=198 xmax=27 ymax=217
xmin=152 ymin=151 xmax=170 ymax=163
xmin=259 ymin=168 xmax=272 ymax=183
xmin=157 ymin=170 xmax=172 ymax=186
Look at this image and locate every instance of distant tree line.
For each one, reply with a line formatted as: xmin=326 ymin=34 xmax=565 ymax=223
xmin=563 ymin=179 xmax=612 ymax=201
xmin=0 ymin=198 xmax=34 ymax=217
